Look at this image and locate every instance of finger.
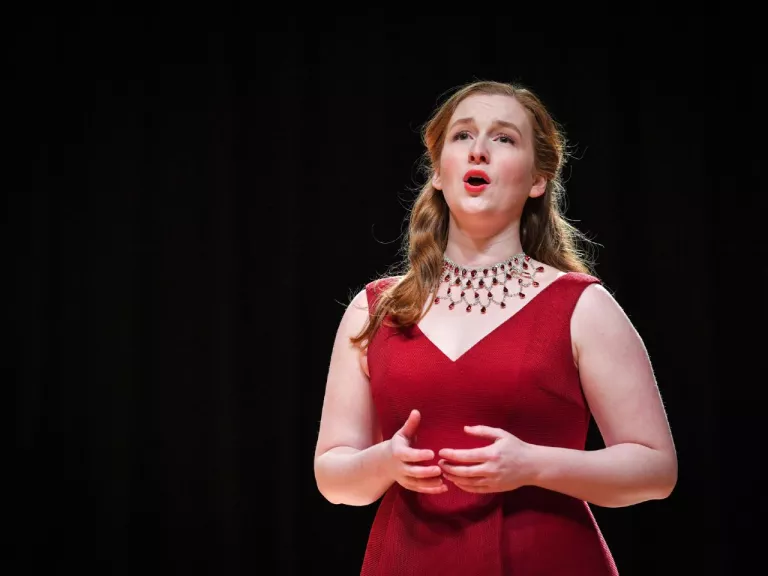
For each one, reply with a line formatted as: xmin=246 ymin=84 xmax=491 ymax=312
xmin=404 ymin=475 xmax=445 ymax=489
xmin=405 ymin=482 xmax=448 ymax=495
xmin=398 ymin=409 xmax=421 ymax=440
xmin=442 ymin=473 xmax=488 ymax=488
xmin=438 ymin=460 xmax=487 ymax=477
xmin=396 ymin=447 xmax=434 ymax=463
xmin=453 ymin=483 xmax=492 ymax=493
xmin=464 ymin=425 xmax=506 ymax=439
xmin=438 ymin=447 xmax=493 ymax=463
xmin=402 ymin=464 xmax=442 ymax=478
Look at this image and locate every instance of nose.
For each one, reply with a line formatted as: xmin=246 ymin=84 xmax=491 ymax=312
xmin=468 ymin=139 xmax=489 ymax=164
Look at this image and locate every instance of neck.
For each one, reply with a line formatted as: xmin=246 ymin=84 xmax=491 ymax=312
xmin=444 ymin=216 xmax=524 ymax=267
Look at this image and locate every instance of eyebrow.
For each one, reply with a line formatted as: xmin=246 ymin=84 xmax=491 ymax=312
xmin=449 ymin=117 xmax=523 ymax=138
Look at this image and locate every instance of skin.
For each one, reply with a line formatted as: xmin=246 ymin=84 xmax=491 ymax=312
xmin=314 ymin=93 xmax=677 ymax=508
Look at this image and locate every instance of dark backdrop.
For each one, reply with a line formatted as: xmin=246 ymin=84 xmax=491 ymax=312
xmin=12 ymin=7 xmax=764 ymax=576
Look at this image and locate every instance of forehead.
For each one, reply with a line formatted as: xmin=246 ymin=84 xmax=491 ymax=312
xmin=450 ymin=94 xmax=531 ymax=134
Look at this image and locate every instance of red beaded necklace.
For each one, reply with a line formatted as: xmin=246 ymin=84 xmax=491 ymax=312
xmin=434 ymin=253 xmax=545 ymax=314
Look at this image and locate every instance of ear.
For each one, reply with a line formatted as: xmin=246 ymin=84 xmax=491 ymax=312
xmin=529 ymin=174 xmax=547 ymax=199
xmin=432 ymin=169 xmax=443 ymax=191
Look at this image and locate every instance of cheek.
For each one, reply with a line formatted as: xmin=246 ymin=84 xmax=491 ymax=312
xmin=498 ymin=154 xmax=534 ymax=184
xmin=439 ymin=149 xmax=464 ymax=182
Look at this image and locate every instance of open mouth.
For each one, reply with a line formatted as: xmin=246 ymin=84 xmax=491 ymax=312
xmin=463 ymin=170 xmax=491 ymax=185
xmin=463 ymin=170 xmax=490 ymax=193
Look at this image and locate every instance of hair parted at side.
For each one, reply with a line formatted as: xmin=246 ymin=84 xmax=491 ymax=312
xmin=350 ymin=79 xmax=597 ymax=350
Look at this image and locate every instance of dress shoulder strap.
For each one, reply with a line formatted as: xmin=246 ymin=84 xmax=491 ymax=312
xmin=364 ymin=276 xmax=401 ymax=314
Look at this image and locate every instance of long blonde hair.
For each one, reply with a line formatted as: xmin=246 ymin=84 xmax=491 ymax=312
xmin=351 ymin=80 xmax=596 ymax=349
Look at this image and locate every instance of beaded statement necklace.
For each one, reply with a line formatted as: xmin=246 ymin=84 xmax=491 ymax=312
xmin=433 ymin=253 xmax=545 ymax=313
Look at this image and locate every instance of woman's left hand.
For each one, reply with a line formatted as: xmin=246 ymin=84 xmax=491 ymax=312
xmin=438 ymin=426 xmax=536 ymax=493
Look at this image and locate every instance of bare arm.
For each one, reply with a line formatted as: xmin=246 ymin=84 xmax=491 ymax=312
xmin=313 ymin=289 xmax=394 ymax=506
xmin=527 ymin=284 xmax=678 ymax=508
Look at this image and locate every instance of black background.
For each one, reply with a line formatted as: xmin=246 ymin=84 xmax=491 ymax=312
xmin=12 ymin=7 xmax=764 ymax=575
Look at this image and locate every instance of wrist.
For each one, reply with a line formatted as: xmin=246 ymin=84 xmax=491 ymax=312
xmin=376 ymin=439 xmax=396 ymax=481
xmin=520 ymin=442 xmax=546 ymax=487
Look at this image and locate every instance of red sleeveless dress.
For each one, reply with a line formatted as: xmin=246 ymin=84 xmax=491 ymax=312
xmin=360 ymin=272 xmax=618 ymax=575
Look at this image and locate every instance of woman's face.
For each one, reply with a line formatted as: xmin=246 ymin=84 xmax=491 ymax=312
xmin=433 ymin=93 xmax=546 ymax=225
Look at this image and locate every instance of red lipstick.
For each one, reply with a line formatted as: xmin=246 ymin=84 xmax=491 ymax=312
xmin=463 ymin=169 xmax=491 ymax=194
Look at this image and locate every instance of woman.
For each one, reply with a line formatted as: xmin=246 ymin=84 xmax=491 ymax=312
xmin=313 ymin=80 xmax=677 ymax=575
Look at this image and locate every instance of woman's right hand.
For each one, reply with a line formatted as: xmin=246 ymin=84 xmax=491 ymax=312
xmin=387 ymin=409 xmax=447 ymax=494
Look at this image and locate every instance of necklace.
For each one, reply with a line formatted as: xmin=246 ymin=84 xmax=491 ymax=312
xmin=433 ymin=253 xmax=544 ymax=313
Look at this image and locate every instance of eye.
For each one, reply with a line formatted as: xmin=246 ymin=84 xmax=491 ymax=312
xmin=452 ymin=130 xmax=471 ymax=141
xmin=497 ymin=134 xmax=515 ymax=145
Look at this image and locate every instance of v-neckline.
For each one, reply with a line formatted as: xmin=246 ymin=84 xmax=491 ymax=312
xmin=413 ymin=272 xmax=572 ymax=363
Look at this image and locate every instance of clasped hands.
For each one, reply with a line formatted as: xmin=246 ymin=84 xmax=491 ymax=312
xmin=387 ymin=409 xmax=534 ymax=495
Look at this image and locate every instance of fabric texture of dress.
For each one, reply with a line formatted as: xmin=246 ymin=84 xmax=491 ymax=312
xmin=360 ymin=272 xmax=618 ymax=575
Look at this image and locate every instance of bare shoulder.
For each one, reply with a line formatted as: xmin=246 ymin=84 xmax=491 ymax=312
xmin=335 ymin=274 xmax=404 ymax=342
xmin=337 ymin=287 xmax=370 ymax=336
xmin=338 ymin=276 xmax=399 ymax=331
xmin=571 ymin=282 xmax=635 ymax=346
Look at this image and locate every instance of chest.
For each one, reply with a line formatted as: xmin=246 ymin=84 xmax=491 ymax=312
xmin=415 ymin=301 xmax=525 ymax=362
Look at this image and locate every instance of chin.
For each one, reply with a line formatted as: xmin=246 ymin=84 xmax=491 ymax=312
xmin=452 ymin=195 xmax=495 ymax=215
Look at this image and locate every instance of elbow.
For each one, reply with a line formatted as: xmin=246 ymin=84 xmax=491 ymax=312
xmin=657 ymin=462 xmax=678 ymax=500
xmin=316 ymin=485 xmax=377 ymax=507
xmin=317 ymin=488 xmax=345 ymax=506
xmin=640 ymin=479 xmax=675 ymax=505
xmin=655 ymin=450 xmax=678 ymax=499
xmin=315 ymin=475 xmax=381 ymax=506
xmin=642 ymin=455 xmax=679 ymax=505
xmin=314 ymin=466 xmax=377 ymax=507
xmin=313 ymin=465 xmax=343 ymax=505
xmin=314 ymin=479 xmax=341 ymax=505
xmin=632 ymin=447 xmax=678 ymax=505
xmin=605 ymin=456 xmax=678 ymax=509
